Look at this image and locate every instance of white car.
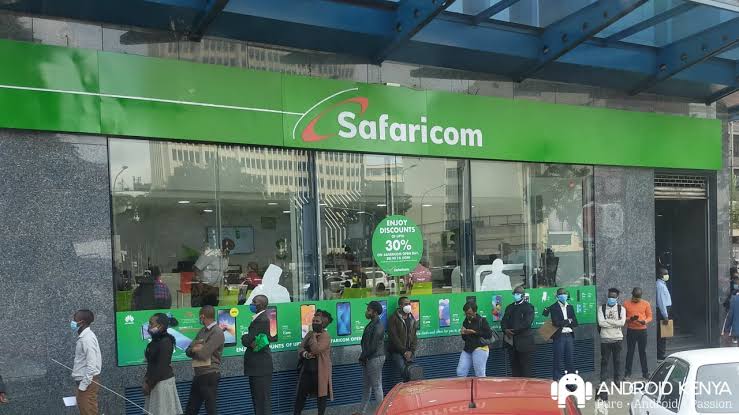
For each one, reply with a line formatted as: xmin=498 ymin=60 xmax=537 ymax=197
xmin=629 ymin=348 xmax=739 ymax=415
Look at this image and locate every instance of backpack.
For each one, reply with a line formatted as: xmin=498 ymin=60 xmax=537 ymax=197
xmin=597 ymin=304 xmax=622 ymax=333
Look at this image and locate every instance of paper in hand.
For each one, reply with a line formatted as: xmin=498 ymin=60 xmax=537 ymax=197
xmin=63 ymin=396 xmax=77 ymax=407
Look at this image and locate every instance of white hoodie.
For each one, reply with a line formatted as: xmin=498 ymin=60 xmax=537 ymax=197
xmin=598 ymin=303 xmax=626 ymax=343
xmin=246 ymin=264 xmax=291 ymax=304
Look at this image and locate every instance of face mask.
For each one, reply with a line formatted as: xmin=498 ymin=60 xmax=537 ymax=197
xmin=148 ymin=326 xmax=160 ymax=336
xmin=662 ymin=275 xmax=670 ymax=282
xmin=632 ymin=296 xmax=641 ymax=302
xmin=312 ymin=323 xmax=323 ymax=333
xmin=402 ymin=305 xmax=412 ymax=314
xmin=607 ymin=298 xmax=617 ymax=306
xmin=199 ymin=318 xmax=205 ymax=326
xmin=70 ymin=321 xmax=79 ymax=332
xmin=249 ymin=304 xmax=258 ymax=314
xmin=557 ymin=294 xmax=568 ymax=303
xmin=513 ymin=293 xmax=523 ymax=302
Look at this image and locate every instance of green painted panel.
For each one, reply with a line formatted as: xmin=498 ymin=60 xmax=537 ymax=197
xmin=0 ymin=88 xmax=100 ymax=134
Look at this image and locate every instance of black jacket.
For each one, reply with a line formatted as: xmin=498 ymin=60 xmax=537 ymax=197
xmin=388 ymin=312 xmax=417 ymax=354
xmin=501 ymin=301 xmax=535 ymax=352
xmin=359 ymin=318 xmax=385 ymax=361
xmin=241 ymin=311 xmax=273 ymax=376
xmin=144 ymin=333 xmax=175 ymax=389
xmin=461 ymin=314 xmax=493 ymax=353
xmin=547 ymin=302 xmax=578 ymax=339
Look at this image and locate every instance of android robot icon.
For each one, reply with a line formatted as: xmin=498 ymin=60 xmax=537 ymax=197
xmin=550 ymin=371 xmax=593 ymax=409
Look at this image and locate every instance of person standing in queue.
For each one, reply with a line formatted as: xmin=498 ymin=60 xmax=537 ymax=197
xmin=501 ymin=286 xmax=535 ymax=377
xmin=622 ymin=287 xmax=652 ymax=380
xmin=548 ymin=289 xmax=578 ymax=381
xmin=71 ymin=309 xmax=102 ymax=415
xmin=294 ymin=310 xmax=334 ymax=415
xmin=356 ymin=301 xmax=386 ymax=415
xmin=144 ymin=313 xmax=183 ymax=415
xmin=597 ymin=288 xmax=626 ymax=391
xmin=656 ymin=268 xmax=672 ymax=361
xmin=242 ymin=295 xmax=273 ymax=415
xmin=456 ymin=301 xmax=493 ymax=377
xmin=388 ymin=297 xmax=418 ymax=381
xmin=185 ymin=306 xmax=225 ymax=415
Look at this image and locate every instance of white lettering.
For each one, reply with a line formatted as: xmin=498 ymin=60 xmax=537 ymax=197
xmin=409 ymin=124 xmax=420 ymax=143
xmin=390 ymin=122 xmax=407 ymax=142
xmin=461 ymin=128 xmax=483 ymax=147
xmin=430 ymin=126 xmax=444 ymax=144
xmin=338 ymin=111 xmax=356 ymax=139
xmin=444 ymin=127 xmax=459 ymax=145
xmin=379 ymin=114 xmax=389 ymax=141
xmin=359 ymin=119 xmax=377 ymax=140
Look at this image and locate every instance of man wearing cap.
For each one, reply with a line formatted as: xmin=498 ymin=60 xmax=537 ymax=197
xmin=355 ymin=301 xmax=386 ymax=415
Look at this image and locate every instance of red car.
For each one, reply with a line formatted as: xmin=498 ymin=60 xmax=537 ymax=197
xmin=375 ymin=377 xmax=582 ymax=415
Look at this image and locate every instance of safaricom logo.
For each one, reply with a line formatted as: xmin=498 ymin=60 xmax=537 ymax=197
xmin=296 ymin=89 xmax=483 ymax=148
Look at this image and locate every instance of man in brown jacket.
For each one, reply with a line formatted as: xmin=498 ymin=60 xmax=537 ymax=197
xmin=387 ymin=297 xmax=418 ymax=381
xmin=185 ymin=305 xmax=225 ymax=415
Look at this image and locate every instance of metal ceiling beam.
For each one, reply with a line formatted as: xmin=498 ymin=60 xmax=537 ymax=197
xmin=705 ymin=60 xmax=739 ymax=103
xmin=604 ymin=2 xmax=699 ymax=43
xmin=374 ymin=0 xmax=456 ymax=63
xmin=473 ymin=0 xmax=521 ymax=25
xmin=189 ymin=0 xmax=230 ymax=41
xmin=514 ymin=0 xmax=648 ymax=82
xmin=630 ymin=17 xmax=739 ymax=95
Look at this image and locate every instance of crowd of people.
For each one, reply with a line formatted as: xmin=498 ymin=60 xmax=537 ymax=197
xmin=43 ymin=266 xmax=739 ymax=415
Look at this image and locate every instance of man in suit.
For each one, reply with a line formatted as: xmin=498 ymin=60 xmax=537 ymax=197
xmin=242 ymin=294 xmax=273 ymax=415
xmin=548 ymin=288 xmax=578 ymax=381
xmin=501 ymin=286 xmax=535 ymax=377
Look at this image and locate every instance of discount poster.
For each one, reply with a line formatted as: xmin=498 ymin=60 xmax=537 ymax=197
xmin=115 ymin=286 xmax=596 ymax=366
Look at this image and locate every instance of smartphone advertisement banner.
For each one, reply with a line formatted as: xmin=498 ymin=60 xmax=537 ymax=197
xmin=116 ymin=285 xmax=596 ymax=366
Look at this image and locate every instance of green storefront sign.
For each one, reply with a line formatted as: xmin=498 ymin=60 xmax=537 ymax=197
xmin=117 ymin=286 xmax=596 ymax=366
xmin=0 ymin=39 xmax=722 ymax=170
xmin=371 ymin=215 xmax=424 ymax=276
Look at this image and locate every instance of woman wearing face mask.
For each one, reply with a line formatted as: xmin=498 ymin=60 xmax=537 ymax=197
xmin=456 ymin=301 xmax=493 ymax=378
xmin=294 ymin=309 xmax=334 ymax=415
xmin=144 ymin=313 xmax=183 ymax=415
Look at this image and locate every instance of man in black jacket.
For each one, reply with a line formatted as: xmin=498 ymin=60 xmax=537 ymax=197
xmin=356 ymin=301 xmax=386 ymax=415
xmin=501 ymin=286 xmax=535 ymax=377
xmin=242 ymin=295 xmax=273 ymax=415
xmin=547 ymin=288 xmax=578 ymax=381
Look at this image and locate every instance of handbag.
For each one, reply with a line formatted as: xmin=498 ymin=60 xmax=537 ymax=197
xmin=480 ymin=329 xmax=502 ymax=346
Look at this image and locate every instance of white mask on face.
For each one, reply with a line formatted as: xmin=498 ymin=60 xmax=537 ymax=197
xmin=402 ymin=305 xmax=412 ymax=314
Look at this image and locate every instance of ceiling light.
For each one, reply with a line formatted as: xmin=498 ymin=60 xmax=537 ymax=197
xmin=377 ymin=203 xmax=387 ymax=207
xmin=320 ymin=203 xmax=328 ymax=206
xmin=282 ymin=210 xmax=291 ymax=214
xmin=422 ymin=204 xmax=433 ymax=207
xmin=357 ymin=211 xmax=366 ymax=214
xmin=267 ymin=202 xmax=278 ymax=206
xmin=178 ymin=200 xmax=190 ymax=204
xmin=203 ymin=209 xmax=213 ymax=213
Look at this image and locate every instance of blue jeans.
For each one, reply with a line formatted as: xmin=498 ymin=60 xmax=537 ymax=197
xmin=552 ymin=334 xmax=575 ymax=381
xmin=360 ymin=356 xmax=385 ymax=414
xmin=456 ymin=348 xmax=489 ymax=377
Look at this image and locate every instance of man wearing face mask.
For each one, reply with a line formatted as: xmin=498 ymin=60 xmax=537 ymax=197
xmin=185 ymin=305 xmax=225 ymax=415
xmin=242 ymin=295 xmax=273 ymax=415
xmin=71 ymin=309 xmax=102 ymax=415
xmin=501 ymin=286 xmax=535 ymax=377
xmin=598 ymin=288 xmax=626 ymax=390
xmin=656 ymin=268 xmax=672 ymax=361
xmin=623 ymin=287 xmax=652 ymax=380
xmin=548 ymin=288 xmax=578 ymax=381
xmin=388 ymin=297 xmax=418 ymax=382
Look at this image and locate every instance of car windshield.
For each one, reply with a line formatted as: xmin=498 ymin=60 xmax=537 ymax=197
xmin=694 ymin=362 xmax=739 ymax=413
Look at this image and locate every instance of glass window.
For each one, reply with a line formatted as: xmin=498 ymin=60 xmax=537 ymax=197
xmin=660 ymin=360 xmax=689 ymax=412
xmin=470 ymin=161 xmax=594 ymax=291
xmin=695 ymin=363 xmax=739 ymax=413
xmin=111 ymin=139 xmax=316 ymax=311
xmin=647 ymin=360 xmax=675 ymax=401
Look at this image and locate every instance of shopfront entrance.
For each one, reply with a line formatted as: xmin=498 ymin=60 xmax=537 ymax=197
xmin=655 ymin=175 xmax=712 ymax=352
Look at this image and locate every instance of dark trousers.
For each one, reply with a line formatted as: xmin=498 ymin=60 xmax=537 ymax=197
xmin=552 ymin=333 xmax=575 ymax=381
xmin=507 ymin=347 xmax=532 ymax=377
xmin=294 ymin=393 xmax=327 ymax=415
xmin=600 ymin=341 xmax=622 ymax=383
xmin=625 ymin=329 xmax=648 ymax=378
xmin=657 ymin=309 xmax=668 ymax=360
xmin=249 ymin=374 xmax=272 ymax=415
xmin=185 ymin=372 xmax=220 ymax=415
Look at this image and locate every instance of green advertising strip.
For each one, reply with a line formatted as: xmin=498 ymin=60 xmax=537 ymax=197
xmin=0 ymin=39 xmax=722 ymax=170
xmin=116 ymin=285 xmax=596 ymax=366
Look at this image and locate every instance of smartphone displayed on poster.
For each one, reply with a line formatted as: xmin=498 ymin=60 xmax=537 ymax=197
xmin=438 ymin=298 xmax=451 ymax=328
xmin=410 ymin=299 xmax=421 ymax=324
xmin=336 ymin=302 xmax=352 ymax=336
xmin=379 ymin=300 xmax=388 ymax=329
xmin=301 ymin=304 xmax=316 ymax=338
xmin=524 ymin=293 xmax=531 ymax=303
xmin=217 ymin=309 xmax=237 ymax=347
xmin=266 ymin=306 xmax=278 ymax=341
xmin=141 ymin=324 xmax=151 ymax=341
xmin=491 ymin=295 xmax=503 ymax=321
xmin=168 ymin=328 xmax=193 ymax=351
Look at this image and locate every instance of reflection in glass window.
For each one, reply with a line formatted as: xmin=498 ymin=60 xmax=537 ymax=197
xmin=110 ymin=139 xmax=315 ymax=312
